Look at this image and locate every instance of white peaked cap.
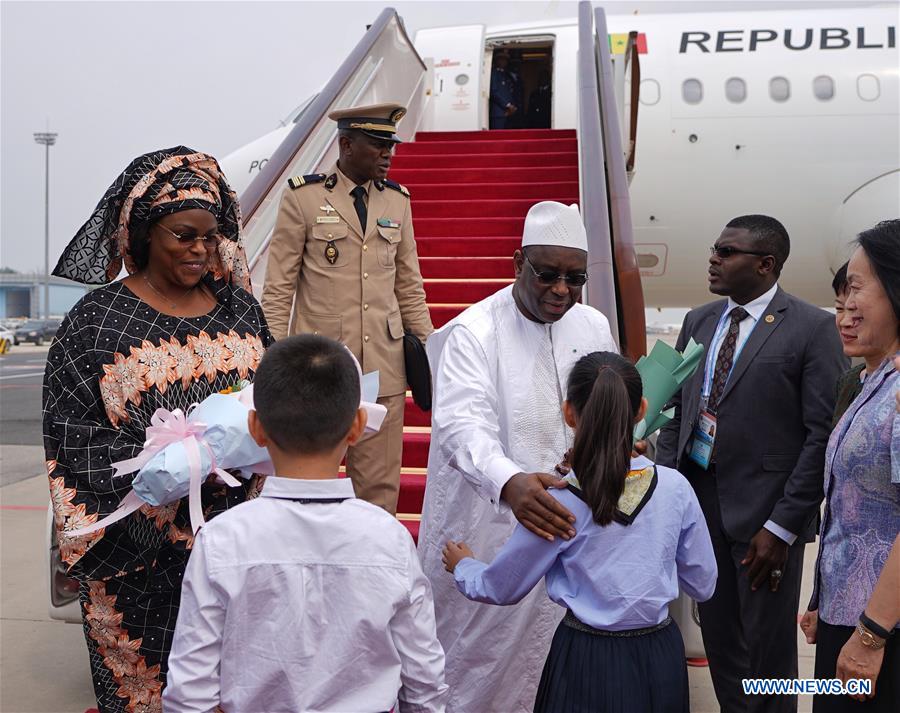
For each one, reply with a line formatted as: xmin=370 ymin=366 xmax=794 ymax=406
xmin=521 ymin=201 xmax=588 ymax=252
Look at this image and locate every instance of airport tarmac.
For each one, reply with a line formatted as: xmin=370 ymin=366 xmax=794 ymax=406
xmin=0 ymin=344 xmax=818 ymax=713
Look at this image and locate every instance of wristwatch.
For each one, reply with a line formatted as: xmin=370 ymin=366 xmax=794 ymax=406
xmin=856 ymin=622 xmax=887 ymax=650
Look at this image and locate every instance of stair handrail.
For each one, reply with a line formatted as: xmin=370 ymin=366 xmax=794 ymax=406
xmin=594 ymin=7 xmax=646 ymax=358
xmin=576 ymin=0 xmax=621 ymax=346
xmin=238 ymin=8 xmax=428 ymax=281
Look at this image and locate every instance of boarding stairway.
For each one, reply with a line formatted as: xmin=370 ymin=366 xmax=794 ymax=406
xmin=390 ymin=128 xmax=580 ymax=538
xmin=238 ymin=4 xmax=646 ymax=541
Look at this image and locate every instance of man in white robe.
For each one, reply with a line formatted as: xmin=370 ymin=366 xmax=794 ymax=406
xmin=418 ymin=202 xmax=618 ymax=712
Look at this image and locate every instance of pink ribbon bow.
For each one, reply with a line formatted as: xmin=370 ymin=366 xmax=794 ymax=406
xmin=65 ymin=406 xmax=241 ymax=539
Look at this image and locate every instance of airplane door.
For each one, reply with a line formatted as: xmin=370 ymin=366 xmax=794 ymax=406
xmin=414 ymin=25 xmax=485 ymax=131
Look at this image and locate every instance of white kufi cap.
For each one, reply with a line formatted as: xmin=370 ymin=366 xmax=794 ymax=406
xmin=521 ymin=201 xmax=588 ymax=252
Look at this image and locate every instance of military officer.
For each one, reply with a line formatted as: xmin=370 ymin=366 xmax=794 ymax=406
xmin=261 ymin=102 xmax=433 ymax=514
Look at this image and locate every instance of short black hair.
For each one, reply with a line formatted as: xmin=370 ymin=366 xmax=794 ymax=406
xmin=253 ymin=335 xmax=360 ymax=454
xmin=831 ymin=261 xmax=849 ymax=297
xmin=726 ymin=214 xmax=790 ymax=275
xmin=856 ymin=219 xmax=900 ymax=326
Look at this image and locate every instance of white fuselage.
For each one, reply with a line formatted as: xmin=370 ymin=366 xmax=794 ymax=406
xmin=222 ymin=6 xmax=899 ymax=308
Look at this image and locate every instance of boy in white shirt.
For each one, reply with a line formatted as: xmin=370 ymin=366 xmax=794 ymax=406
xmin=164 ymin=335 xmax=448 ymax=713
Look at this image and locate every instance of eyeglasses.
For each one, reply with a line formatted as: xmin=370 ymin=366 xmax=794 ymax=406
xmin=155 ymin=223 xmax=221 ymax=248
xmin=522 ymin=251 xmax=588 ymax=287
xmin=709 ymin=245 xmax=770 ymax=259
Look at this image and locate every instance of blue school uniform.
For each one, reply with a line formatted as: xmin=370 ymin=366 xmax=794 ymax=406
xmin=453 ymin=456 xmax=717 ymax=712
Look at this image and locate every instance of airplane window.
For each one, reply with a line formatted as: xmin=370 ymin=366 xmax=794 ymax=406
xmin=813 ymin=75 xmax=834 ymax=101
xmin=857 ymin=74 xmax=880 ymax=102
xmin=725 ymin=77 xmax=746 ymax=103
xmin=640 ymin=79 xmax=660 ymax=106
xmin=769 ymin=77 xmax=790 ymax=102
xmin=682 ymin=79 xmax=703 ymax=105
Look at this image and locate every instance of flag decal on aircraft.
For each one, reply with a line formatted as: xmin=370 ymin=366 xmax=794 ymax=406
xmin=609 ymin=32 xmax=648 ymax=55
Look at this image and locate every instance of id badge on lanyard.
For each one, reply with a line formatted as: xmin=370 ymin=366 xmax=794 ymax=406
xmin=689 ymin=404 xmax=717 ymax=470
xmin=689 ymin=309 xmax=730 ymax=470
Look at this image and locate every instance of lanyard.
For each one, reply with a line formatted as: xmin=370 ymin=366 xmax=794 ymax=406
xmin=701 ymin=304 xmax=759 ymax=400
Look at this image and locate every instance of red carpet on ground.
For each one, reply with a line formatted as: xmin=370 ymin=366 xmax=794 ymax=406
xmin=393 ymin=129 xmax=579 ymax=539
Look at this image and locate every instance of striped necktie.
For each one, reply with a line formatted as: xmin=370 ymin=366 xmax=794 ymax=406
xmin=707 ymin=306 xmax=749 ymax=412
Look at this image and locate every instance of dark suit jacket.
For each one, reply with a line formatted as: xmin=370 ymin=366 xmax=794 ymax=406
xmin=655 ymin=287 xmax=848 ymax=543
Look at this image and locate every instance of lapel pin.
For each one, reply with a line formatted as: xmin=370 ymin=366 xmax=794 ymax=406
xmin=765 ymin=314 xmax=775 ymax=323
xmin=320 ymin=204 xmax=337 ymax=215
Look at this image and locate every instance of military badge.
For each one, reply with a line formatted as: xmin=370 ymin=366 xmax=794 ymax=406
xmin=325 ymin=240 xmax=339 ymax=265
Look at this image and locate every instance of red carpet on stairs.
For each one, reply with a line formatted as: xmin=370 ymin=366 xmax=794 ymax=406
xmin=392 ymin=129 xmax=579 ymax=539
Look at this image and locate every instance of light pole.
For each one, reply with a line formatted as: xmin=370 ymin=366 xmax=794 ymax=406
xmin=34 ymin=131 xmax=57 ymax=319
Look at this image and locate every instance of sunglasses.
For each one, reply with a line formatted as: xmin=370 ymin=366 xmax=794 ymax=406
xmin=522 ymin=251 xmax=589 ymax=287
xmin=155 ymin=223 xmax=222 ymax=248
xmin=709 ymin=245 xmax=770 ymax=259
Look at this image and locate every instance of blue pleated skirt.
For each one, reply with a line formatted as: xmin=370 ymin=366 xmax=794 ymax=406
xmin=533 ymin=612 xmax=690 ymax=713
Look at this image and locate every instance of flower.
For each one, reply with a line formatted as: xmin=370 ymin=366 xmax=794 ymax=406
xmin=85 ymin=582 xmax=124 ymax=647
xmin=188 ymin=331 xmax=230 ymax=384
xmin=221 ymin=330 xmax=256 ymax=379
xmin=115 ymin=659 xmax=162 ymax=706
xmin=100 ymin=369 xmax=129 ymax=427
xmin=101 ymin=350 xmax=148 ymax=415
xmin=126 ymin=692 xmax=162 ymax=713
xmin=100 ymin=634 xmax=143 ymax=678
xmin=59 ymin=503 xmax=104 ymax=566
xmin=141 ymin=502 xmax=179 ymax=530
xmin=167 ymin=523 xmax=194 ymax=549
xmin=247 ymin=333 xmax=266 ymax=368
xmin=166 ymin=336 xmax=198 ymax=391
xmin=49 ymin=476 xmax=77 ymax=528
xmin=134 ymin=340 xmax=172 ymax=395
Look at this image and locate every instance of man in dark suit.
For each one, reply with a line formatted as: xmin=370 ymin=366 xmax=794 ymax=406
xmin=489 ymin=53 xmax=518 ymax=129
xmin=656 ymin=215 xmax=847 ymax=713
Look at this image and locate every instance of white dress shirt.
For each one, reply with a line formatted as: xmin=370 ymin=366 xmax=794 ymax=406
xmin=701 ymin=283 xmax=796 ymax=544
xmin=164 ymin=477 xmax=447 ymax=713
xmin=417 ymin=285 xmax=618 ymax=713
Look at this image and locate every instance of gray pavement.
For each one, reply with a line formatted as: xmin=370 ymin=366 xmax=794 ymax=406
xmin=1 ymin=470 xmax=95 ymax=712
xmin=0 ymin=345 xmax=46 ymax=450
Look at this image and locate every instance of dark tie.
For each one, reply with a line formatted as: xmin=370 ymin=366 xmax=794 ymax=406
xmin=707 ymin=306 xmax=749 ymax=412
xmin=351 ymin=185 xmax=368 ymax=234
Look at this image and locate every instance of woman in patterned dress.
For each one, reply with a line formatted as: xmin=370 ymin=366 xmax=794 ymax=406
xmin=43 ymin=147 xmax=273 ymax=712
xmin=801 ymin=220 xmax=900 ymax=712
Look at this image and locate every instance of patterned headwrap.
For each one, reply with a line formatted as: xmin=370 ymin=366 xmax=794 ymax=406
xmin=53 ymin=146 xmax=250 ymax=290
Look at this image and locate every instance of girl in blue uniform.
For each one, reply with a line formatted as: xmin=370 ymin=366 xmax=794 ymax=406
xmin=443 ymin=351 xmax=717 ymax=713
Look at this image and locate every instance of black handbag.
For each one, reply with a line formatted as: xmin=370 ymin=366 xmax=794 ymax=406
xmin=403 ymin=331 xmax=432 ymax=411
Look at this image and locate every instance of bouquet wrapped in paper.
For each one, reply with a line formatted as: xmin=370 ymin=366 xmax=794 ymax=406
xmin=633 ymin=338 xmax=705 ymax=442
xmin=68 ymin=367 xmax=387 ymax=538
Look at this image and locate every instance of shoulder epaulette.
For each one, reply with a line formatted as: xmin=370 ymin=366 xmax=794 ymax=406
xmin=287 ymin=174 xmax=326 ymax=190
xmin=382 ymin=178 xmax=410 ymax=198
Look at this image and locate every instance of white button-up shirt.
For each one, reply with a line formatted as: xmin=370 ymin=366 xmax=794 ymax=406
xmin=164 ymin=477 xmax=447 ymax=713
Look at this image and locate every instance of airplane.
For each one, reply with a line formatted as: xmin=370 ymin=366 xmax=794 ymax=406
xmin=47 ymin=4 xmax=897 ymax=645
xmin=221 ymin=3 xmax=899 ymax=309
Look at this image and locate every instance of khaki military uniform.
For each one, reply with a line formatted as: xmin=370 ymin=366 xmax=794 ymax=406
xmin=261 ymin=162 xmax=433 ymax=513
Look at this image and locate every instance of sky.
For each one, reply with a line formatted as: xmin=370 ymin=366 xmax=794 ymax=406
xmin=0 ymin=0 xmax=883 ymax=275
